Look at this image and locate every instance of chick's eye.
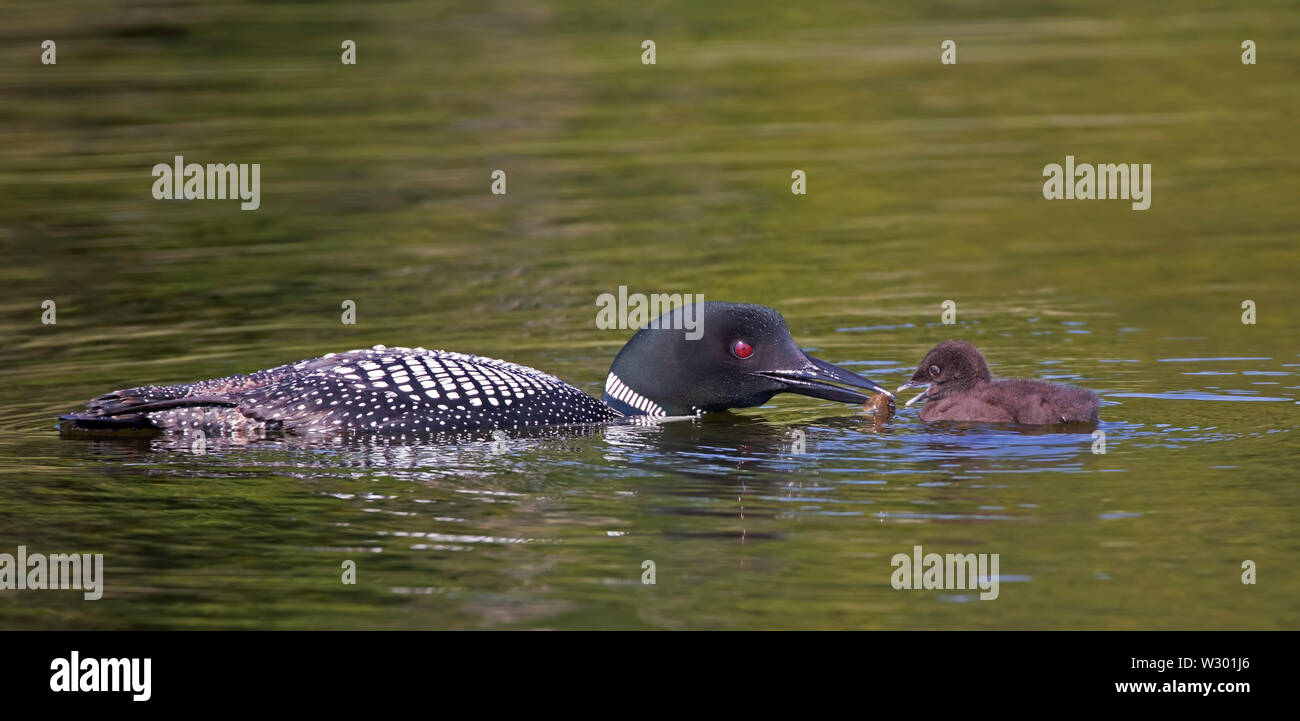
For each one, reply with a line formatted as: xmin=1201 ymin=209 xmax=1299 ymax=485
xmin=732 ymin=340 xmax=754 ymax=359
xmin=928 ymin=364 xmax=941 ymax=378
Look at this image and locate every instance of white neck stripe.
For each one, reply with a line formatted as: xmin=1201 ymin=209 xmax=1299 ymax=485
xmin=604 ymin=373 xmax=666 ymax=417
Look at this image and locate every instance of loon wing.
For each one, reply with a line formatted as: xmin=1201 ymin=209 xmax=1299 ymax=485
xmin=62 ymin=346 xmax=617 ymax=434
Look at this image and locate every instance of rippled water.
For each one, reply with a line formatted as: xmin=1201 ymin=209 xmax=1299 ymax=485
xmin=1 ymin=1 xmax=1297 ymax=628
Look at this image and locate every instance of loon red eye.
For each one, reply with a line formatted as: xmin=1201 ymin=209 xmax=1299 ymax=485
xmin=732 ymin=340 xmax=754 ymax=359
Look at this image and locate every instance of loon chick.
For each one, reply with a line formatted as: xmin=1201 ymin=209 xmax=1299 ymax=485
xmin=897 ymin=341 xmax=1099 ymax=424
xmin=61 ymin=302 xmax=892 ymax=435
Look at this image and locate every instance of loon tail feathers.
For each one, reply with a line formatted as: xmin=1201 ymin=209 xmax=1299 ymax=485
xmin=59 ymin=389 xmax=238 ymax=430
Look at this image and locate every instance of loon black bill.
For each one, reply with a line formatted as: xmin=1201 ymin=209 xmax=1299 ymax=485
xmin=758 ymin=354 xmax=893 ymax=405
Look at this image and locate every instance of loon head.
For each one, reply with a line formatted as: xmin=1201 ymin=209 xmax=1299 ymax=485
xmin=897 ymin=340 xmax=994 ymax=406
xmin=602 ymin=302 xmax=892 ymax=417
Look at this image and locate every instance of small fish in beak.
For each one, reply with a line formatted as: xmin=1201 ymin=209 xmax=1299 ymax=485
xmin=862 ymin=391 xmax=895 ymax=417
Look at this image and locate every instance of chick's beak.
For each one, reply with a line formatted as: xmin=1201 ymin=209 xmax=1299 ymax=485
xmin=897 ymin=380 xmax=929 ymax=407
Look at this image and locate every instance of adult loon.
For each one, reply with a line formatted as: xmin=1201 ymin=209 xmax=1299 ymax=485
xmin=897 ymin=340 xmax=1099 ymax=424
xmin=60 ymin=302 xmax=892 ymax=435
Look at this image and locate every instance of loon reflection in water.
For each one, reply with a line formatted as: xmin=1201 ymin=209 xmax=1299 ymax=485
xmin=60 ymin=302 xmax=891 ymax=437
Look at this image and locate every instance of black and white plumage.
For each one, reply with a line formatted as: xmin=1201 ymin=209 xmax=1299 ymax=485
xmin=61 ymin=303 xmax=893 ymax=437
xmin=65 ymin=345 xmax=618 ymax=434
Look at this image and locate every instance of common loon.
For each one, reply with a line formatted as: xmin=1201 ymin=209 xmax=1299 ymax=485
xmin=61 ymin=302 xmax=892 ymax=435
xmin=897 ymin=340 xmax=1099 ymax=424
